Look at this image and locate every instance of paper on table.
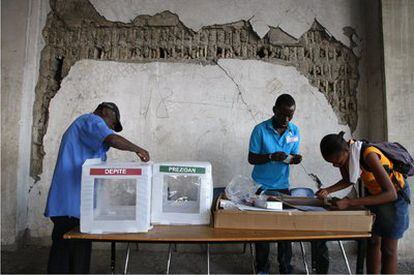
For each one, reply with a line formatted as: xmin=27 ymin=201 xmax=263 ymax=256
xmin=235 ymin=203 xmax=299 ymax=212
xmin=220 ymin=199 xmax=284 ymax=212
xmin=219 ymin=199 xmax=238 ymax=209
xmin=293 ymin=205 xmax=327 ymax=212
xmin=220 ymin=199 xmax=325 ymax=212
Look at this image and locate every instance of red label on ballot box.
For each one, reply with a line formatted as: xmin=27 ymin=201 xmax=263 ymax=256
xmin=90 ymin=168 xmax=142 ymax=176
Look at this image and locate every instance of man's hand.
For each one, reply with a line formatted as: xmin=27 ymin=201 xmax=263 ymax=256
xmin=105 ymin=134 xmax=151 ymax=162
xmin=335 ymin=198 xmax=351 ymax=210
xmin=271 ymin=151 xmax=288 ymax=162
xmin=290 ymin=154 xmax=302 ymax=164
xmin=136 ymin=148 xmax=150 ymax=162
xmin=316 ymin=188 xmax=330 ymax=199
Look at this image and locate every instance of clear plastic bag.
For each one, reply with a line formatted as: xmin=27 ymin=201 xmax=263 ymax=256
xmin=225 ymin=175 xmax=261 ymax=204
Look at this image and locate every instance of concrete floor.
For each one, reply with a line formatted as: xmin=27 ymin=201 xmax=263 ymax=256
xmin=2 ymin=242 xmax=414 ymax=274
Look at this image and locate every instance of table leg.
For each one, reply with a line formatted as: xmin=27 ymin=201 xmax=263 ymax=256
xmin=311 ymin=241 xmax=317 ymax=273
xmin=166 ymin=243 xmax=173 ymax=274
xmin=111 ymin=241 xmax=116 ymax=274
xmin=356 ymin=239 xmax=367 ymax=274
xmin=123 ymin=242 xmax=131 ymax=275
xmin=299 ymin=242 xmax=310 ymax=275
xmin=338 ymin=241 xmax=352 ymax=275
xmin=206 ymin=243 xmax=210 ymax=275
xmin=249 ymin=243 xmax=256 ymax=274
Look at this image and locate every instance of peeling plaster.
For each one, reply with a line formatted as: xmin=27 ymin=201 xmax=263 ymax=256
xmin=30 ymin=0 xmax=359 ymax=180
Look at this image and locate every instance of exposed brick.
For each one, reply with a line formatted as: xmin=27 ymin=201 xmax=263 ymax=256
xmin=30 ymin=0 xmax=359 ymax=179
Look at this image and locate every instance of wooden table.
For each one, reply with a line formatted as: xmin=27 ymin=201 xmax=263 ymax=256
xmin=64 ymin=225 xmax=370 ymax=274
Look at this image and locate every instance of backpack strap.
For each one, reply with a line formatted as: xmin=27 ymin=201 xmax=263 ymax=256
xmin=359 ymin=141 xmax=370 ymax=171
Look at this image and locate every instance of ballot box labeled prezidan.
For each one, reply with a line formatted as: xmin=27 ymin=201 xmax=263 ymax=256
xmin=80 ymin=159 xmax=152 ymax=233
xmin=151 ymin=162 xmax=213 ymax=225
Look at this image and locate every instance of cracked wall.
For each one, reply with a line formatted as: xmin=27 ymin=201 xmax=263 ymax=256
xmin=31 ymin=0 xmax=359 ymax=180
xmin=30 ymin=59 xmax=352 ymax=238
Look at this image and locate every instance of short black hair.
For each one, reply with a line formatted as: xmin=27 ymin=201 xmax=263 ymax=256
xmin=275 ymin=94 xmax=295 ymax=108
xmin=320 ymin=131 xmax=348 ymax=158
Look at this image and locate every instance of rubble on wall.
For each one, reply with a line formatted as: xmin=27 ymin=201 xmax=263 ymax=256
xmin=30 ymin=0 xmax=359 ymax=179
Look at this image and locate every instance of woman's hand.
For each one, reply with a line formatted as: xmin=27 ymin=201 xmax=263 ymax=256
xmin=335 ymin=198 xmax=351 ymax=210
xmin=316 ymin=188 xmax=330 ymax=199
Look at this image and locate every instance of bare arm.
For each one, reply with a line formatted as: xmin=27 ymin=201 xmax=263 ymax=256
xmin=324 ymin=179 xmax=353 ymax=194
xmin=104 ymin=134 xmax=150 ymax=162
xmin=248 ymin=151 xmax=287 ymax=165
xmin=316 ymin=167 xmax=352 ymax=198
xmin=336 ymin=152 xmax=397 ymax=209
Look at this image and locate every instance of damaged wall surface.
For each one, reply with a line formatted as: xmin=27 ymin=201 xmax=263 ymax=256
xmin=30 ymin=59 xmax=352 ymax=238
xmin=3 ymin=0 xmax=395 ymax=251
xmin=31 ymin=0 xmax=360 ymax=180
xmin=25 ymin=0 xmax=378 ymax=241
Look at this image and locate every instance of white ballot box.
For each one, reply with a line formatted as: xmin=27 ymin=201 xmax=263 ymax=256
xmin=80 ymin=159 xmax=152 ymax=233
xmin=151 ymin=162 xmax=213 ymax=225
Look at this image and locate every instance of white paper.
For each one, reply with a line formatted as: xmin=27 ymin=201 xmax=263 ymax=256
xmin=235 ymin=203 xmax=287 ymax=212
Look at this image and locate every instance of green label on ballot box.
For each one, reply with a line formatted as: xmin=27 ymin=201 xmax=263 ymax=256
xmin=160 ymin=165 xmax=206 ymax=174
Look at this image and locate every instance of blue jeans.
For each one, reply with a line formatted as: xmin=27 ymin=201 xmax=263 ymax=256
xmin=368 ymin=182 xmax=411 ymax=239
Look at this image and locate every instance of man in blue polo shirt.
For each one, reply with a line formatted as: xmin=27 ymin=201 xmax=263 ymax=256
xmin=248 ymin=94 xmax=302 ymax=274
xmin=45 ymin=102 xmax=150 ymax=274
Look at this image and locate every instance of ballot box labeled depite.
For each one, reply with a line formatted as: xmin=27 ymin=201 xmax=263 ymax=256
xmin=80 ymin=159 xmax=152 ymax=233
xmin=151 ymin=162 xmax=213 ymax=225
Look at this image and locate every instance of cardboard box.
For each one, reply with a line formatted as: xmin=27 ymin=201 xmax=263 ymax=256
xmin=213 ymin=195 xmax=373 ymax=232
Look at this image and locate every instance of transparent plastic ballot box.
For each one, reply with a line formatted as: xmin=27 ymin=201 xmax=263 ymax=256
xmin=151 ymin=162 xmax=213 ymax=225
xmin=80 ymin=158 xmax=152 ymax=233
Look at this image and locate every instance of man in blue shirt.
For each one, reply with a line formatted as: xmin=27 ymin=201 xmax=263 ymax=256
xmin=248 ymin=94 xmax=302 ymax=274
xmin=45 ymin=102 xmax=150 ymax=274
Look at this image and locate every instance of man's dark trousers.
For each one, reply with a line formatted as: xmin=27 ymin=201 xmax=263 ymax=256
xmin=47 ymin=216 xmax=91 ymax=274
xmin=255 ymin=189 xmax=293 ymax=274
